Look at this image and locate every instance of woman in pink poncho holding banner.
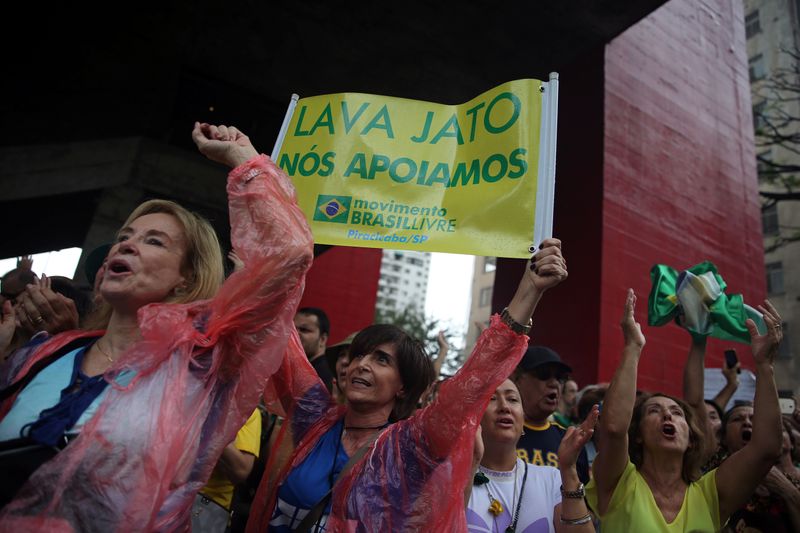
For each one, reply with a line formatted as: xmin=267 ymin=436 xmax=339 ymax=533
xmin=247 ymin=239 xmax=568 ymax=532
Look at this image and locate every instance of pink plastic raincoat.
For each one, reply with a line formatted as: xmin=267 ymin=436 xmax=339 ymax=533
xmin=0 ymin=154 xmax=313 ymax=532
xmin=248 ymin=314 xmax=529 ymax=532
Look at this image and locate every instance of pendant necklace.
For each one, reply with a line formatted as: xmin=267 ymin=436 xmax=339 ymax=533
xmin=481 ymin=460 xmax=528 ymax=533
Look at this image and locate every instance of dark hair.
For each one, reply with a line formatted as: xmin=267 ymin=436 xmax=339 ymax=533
xmin=1 ymin=268 xmax=37 ymax=298
xmin=297 ymin=307 xmax=330 ymax=336
xmin=628 ymin=393 xmax=705 ymax=483
xmin=703 ymin=399 xmax=723 ymax=421
xmin=720 ymin=401 xmax=753 ymax=444
xmin=578 ymin=386 xmax=606 ymax=422
xmin=348 ymin=324 xmax=435 ymax=421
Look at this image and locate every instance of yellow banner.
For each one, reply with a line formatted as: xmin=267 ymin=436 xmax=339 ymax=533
xmin=277 ymin=79 xmax=544 ymax=258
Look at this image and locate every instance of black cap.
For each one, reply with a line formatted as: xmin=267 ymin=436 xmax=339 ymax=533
xmin=518 ymin=346 xmax=572 ymax=374
xmin=84 ymin=243 xmax=112 ymax=286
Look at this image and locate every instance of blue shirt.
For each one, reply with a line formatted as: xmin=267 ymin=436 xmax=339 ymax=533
xmin=0 ymin=347 xmax=133 ymax=442
xmin=269 ymin=419 xmax=350 ymax=532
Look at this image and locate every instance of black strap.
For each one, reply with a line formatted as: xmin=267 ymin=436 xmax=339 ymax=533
xmin=293 ymin=431 xmax=381 ymax=533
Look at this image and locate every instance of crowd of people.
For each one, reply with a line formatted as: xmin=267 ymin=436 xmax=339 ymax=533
xmin=0 ymin=123 xmax=791 ymax=532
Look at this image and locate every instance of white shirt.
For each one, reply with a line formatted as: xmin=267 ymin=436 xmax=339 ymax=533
xmin=466 ymin=458 xmax=562 ymax=533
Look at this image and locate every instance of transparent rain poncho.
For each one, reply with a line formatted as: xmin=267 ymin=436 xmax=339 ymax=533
xmin=248 ymin=314 xmax=529 ymax=532
xmin=0 ymin=155 xmax=313 ymax=532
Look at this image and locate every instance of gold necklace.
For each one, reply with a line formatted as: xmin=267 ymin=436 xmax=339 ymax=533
xmin=96 ymin=339 xmax=115 ymax=364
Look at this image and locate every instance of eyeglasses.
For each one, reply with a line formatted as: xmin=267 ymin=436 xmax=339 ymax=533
xmin=532 ymin=365 xmax=569 ymax=383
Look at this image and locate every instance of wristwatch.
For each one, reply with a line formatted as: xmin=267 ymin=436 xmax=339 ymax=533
xmin=500 ymin=307 xmax=532 ymax=335
xmin=560 ymin=482 xmax=585 ymax=499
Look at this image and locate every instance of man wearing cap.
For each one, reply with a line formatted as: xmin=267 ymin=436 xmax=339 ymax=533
xmin=513 ymin=345 xmax=590 ymax=483
xmin=293 ymin=307 xmax=333 ymax=392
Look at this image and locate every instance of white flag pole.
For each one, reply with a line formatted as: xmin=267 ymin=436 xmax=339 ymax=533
xmin=271 ymin=93 xmax=300 ymax=161
xmin=532 ymin=72 xmax=559 ymax=251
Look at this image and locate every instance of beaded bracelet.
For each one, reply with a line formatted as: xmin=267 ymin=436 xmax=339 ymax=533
xmin=560 ymin=482 xmax=585 ymax=499
xmin=559 ymin=513 xmax=592 ymax=525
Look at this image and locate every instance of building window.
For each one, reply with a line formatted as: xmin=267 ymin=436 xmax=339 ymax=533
xmin=749 ymin=54 xmax=766 ymax=81
xmin=762 ymin=203 xmax=779 ymax=235
xmin=745 ymin=11 xmax=761 ymax=39
xmin=778 ymin=322 xmax=791 ymax=359
xmin=753 ymin=100 xmax=766 ymax=131
xmin=479 ymin=287 xmax=492 ymax=307
xmin=484 ymin=257 xmax=497 ymax=273
xmin=766 ymin=262 xmax=784 ymax=294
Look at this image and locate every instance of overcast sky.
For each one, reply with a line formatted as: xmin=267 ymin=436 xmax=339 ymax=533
xmin=424 ymin=252 xmax=474 ymax=347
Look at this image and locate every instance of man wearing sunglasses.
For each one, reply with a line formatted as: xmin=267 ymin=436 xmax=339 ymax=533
xmin=513 ymin=345 xmax=590 ymax=483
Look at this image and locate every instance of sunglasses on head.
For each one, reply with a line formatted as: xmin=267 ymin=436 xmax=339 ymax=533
xmin=532 ymin=365 xmax=569 ymax=383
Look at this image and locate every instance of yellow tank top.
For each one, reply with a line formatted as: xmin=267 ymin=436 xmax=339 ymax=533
xmin=586 ymin=461 xmax=721 ymax=532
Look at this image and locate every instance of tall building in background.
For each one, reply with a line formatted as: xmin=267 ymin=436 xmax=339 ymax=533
xmin=375 ymin=250 xmax=431 ymax=317
xmin=464 ymin=257 xmax=496 ymax=356
xmin=744 ymin=0 xmax=800 ymax=394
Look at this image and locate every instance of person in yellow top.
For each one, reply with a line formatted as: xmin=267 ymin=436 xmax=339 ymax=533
xmin=192 ymin=409 xmax=262 ymax=533
xmin=586 ymin=290 xmax=784 ymax=532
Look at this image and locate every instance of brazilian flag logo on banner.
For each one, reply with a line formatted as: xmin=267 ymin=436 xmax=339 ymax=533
xmin=313 ymin=195 xmax=351 ymax=223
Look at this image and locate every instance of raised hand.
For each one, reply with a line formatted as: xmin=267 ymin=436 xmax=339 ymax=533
xmin=747 ymin=300 xmax=783 ymax=366
xmin=16 ymin=274 xmax=79 ymax=335
xmin=527 ymin=238 xmax=568 ymax=293
xmin=191 ymin=122 xmax=259 ymax=169
xmin=558 ymin=404 xmax=599 ymax=468
xmin=621 ymin=289 xmax=646 ymax=348
xmin=17 ymin=255 xmax=33 ymax=271
xmin=721 ymin=358 xmax=741 ymax=385
xmin=436 ymin=330 xmax=449 ymax=352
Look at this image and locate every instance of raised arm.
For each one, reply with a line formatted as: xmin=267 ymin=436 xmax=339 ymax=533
xmin=431 ymin=330 xmax=449 ymax=380
xmin=712 ymin=357 xmax=739 ymax=413
xmin=190 ymin=123 xmax=314 ymax=373
xmin=682 ymin=336 xmax=716 ymax=461
xmin=716 ymin=301 xmax=784 ymax=522
xmin=424 ymin=238 xmax=568 ymax=457
xmin=555 ymin=406 xmax=600 ymax=533
xmin=592 ymin=289 xmax=646 ymax=515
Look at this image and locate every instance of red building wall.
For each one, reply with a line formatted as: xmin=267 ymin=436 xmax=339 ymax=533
xmin=600 ymin=0 xmax=764 ymax=393
xmin=495 ymin=0 xmax=765 ymax=396
xmin=299 ymin=246 xmax=383 ymax=344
